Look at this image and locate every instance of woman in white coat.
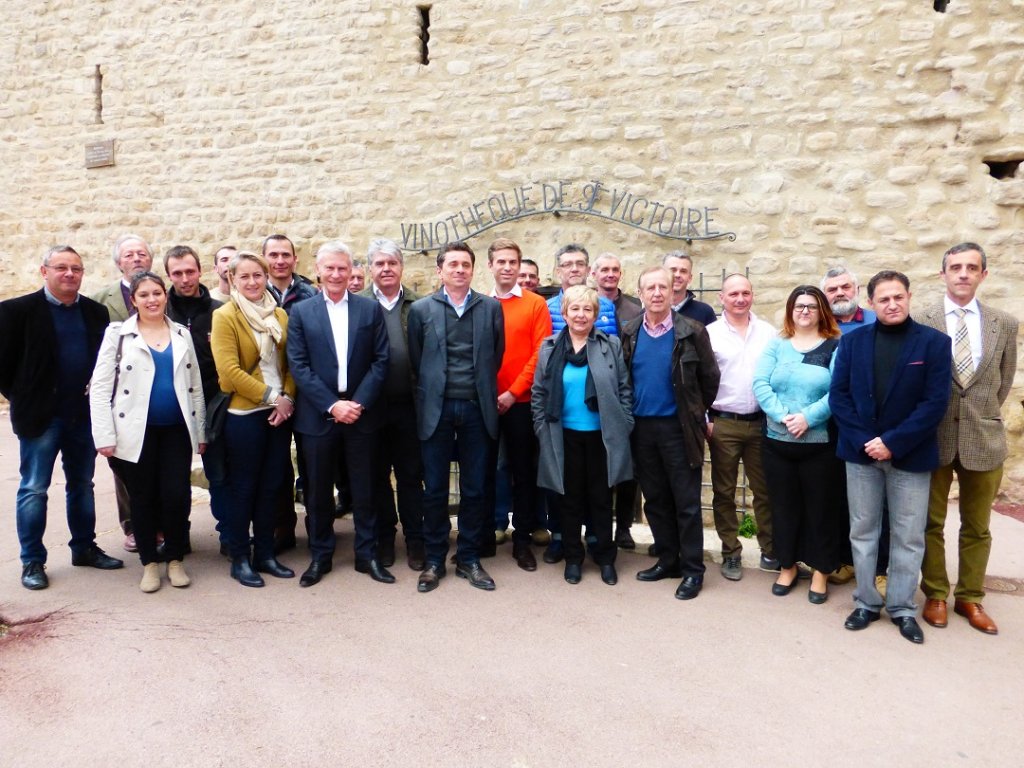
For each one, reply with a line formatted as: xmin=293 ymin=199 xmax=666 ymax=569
xmin=90 ymin=272 xmax=206 ymax=593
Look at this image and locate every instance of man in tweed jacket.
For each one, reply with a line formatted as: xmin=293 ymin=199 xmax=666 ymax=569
xmin=918 ymin=242 xmax=1018 ymax=635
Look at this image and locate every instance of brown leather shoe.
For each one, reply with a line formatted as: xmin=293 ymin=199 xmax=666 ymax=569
xmin=922 ymin=598 xmax=948 ymax=628
xmin=954 ymin=600 xmax=998 ymax=635
xmin=513 ymin=544 xmax=537 ymax=572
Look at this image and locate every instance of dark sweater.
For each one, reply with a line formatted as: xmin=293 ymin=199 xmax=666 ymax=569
xmin=166 ymin=285 xmax=222 ymax=402
xmin=873 ymin=317 xmax=912 ymax=408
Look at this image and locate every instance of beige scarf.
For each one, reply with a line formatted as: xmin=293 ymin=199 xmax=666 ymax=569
xmin=231 ymin=288 xmax=284 ymax=363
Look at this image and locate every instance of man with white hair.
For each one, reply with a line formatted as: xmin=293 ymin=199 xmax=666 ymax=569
xmin=287 ymin=241 xmax=391 ymax=587
xmin=90 ymin=234 xmax=154 ymax=552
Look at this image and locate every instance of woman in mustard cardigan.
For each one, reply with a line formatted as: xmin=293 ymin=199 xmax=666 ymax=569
xmin=211 ymin=251 xmax=297 ymax=588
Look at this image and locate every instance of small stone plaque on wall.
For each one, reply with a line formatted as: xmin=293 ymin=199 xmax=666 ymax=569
xmin=85 ymin=140 xmax=115 ymax=169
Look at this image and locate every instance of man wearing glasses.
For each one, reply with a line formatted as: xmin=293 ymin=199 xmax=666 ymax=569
xmin=0 ymin=246 xmax=124 ymax=590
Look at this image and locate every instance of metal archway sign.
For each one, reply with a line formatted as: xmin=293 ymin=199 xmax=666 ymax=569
xmin=397 ymin=180 xmax=736 ymax=252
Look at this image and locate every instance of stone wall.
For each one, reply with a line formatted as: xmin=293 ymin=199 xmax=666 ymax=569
xmin=3 ymin=0 xmax=1024 ymax=493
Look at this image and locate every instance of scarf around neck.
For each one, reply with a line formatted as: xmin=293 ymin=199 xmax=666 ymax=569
xmin=231 ymin=287 xmax=284 ymax=362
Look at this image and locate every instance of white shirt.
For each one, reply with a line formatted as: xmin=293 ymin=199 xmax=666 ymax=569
xmin=943 ymin=294 xmax=983 ymax=371
xmin=323 ymin=290 xmax=350 ymax=393
xmin=706 ymin=310 xmax=777 ymax=414
xmin=490 ymin=283 xmax=523 ymax=300
xmin=373 ymin=284 xmax=403 ymax=312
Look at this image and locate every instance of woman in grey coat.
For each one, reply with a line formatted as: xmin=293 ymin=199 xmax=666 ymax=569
xmin=532 ymin=285 xmax=634 ymax=585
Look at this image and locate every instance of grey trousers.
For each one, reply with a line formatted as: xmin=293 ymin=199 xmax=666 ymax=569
xmin=846 ymin=461 xmax=930 ymax=618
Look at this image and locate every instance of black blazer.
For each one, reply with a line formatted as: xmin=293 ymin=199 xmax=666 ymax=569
xmin=0 ymin=289 xmax=110 ymax=438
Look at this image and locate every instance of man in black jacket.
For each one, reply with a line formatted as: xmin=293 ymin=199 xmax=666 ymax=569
xmin=164 ymin=245 xmax=226 ymax=552
xmin=0 ymin=245 xmax=123 ymax=590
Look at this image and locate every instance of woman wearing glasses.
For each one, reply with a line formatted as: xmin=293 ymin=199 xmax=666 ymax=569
xmin=752 ymin=286 xmax=844 ymax=604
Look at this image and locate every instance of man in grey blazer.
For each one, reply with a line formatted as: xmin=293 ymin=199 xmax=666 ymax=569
xmin=287 ymin=241 xmax=390 ymax=587
xmin=407 ymin=241 xmax=505 ymax=593
xmin=919 ymin=242 xmax=1018 ymax=635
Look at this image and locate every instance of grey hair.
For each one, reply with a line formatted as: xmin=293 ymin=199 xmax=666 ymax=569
xmin=662 ymin=250 xmax=692 ymax=266
xmin=942 ymin=242 xmax=987 ymax=272
xmin=315 ymin=240 xmax=353 ymax=263
xmin=593 ymin=252 xmax=621 ymax=269
xmin=366 ymin=237 xmax=404 ymax=265
xmin=820 ymin=265 xmax=858 ymax=291
xmin=42 ymin=245 xmax=79 ymax=267
xmin=111 ymin=234 xmax=151 ymax=267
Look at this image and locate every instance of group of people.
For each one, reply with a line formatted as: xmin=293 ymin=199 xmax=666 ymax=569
xmin=1 ymin=232 xmax=1016 ymax=644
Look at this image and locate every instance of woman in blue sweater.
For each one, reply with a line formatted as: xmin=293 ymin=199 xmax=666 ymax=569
xmin=752 ymin=286 xmax=843 ymax=603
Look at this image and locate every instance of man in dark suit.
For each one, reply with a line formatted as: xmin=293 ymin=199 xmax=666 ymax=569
xmin=408 ymin=241 xmax=505 ymax=593
xmin=287 ymin=240 xmax=390 ymax=587
xmin=0 ymin=245 xmax=123 ymax=590
xmin=829 ymin=270 xmax=951 ymax=644
xmin=918 ymin=242 xmax=1018 ymax=635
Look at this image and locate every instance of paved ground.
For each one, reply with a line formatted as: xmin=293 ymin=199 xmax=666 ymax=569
xmin=2 ymin=414 xmax=1023 ymax=767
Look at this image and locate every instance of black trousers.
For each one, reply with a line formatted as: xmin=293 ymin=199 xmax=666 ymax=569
xmin=561 ymin=429 xmax=615 ymax=567
xmin=496 ymin=402 xmax=540 ymax=546
xmin=373 ymin=398 xmax=424 ymax=544
xmin=302 ymin=422 xmax=376 ymax=563
xmin=112 ymin=423 xmax=192 ymax=566
xmin=760 ymin=436 xmax=844 ymax=574
xmin=633 ymin=417 xmax=704 ymax=577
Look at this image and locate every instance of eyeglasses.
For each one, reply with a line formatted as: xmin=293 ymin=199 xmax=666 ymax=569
xmin=793 ymin=303 xmax=819 ymax=314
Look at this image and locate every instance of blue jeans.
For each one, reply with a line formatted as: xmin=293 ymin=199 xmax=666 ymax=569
xmin=846 ymin=461 xmax=930 ymax=618
xmin=16 ymin=418 xmax=97 ymax=565
xmin=421 ymin=398 xmax=494 ymax=566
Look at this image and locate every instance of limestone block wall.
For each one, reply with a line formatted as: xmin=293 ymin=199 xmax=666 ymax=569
xmin=3 ymin=0 xmax=1024 ymax=494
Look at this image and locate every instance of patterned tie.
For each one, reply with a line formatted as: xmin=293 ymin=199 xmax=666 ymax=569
xmin=953 ymin=307 xmax=974 ymax=385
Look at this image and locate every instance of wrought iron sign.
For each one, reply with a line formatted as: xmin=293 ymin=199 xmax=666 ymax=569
xmin=398 ymin=180 xmax=736 ymax=252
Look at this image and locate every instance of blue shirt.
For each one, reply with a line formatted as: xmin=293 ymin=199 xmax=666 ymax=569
xmin=561 ymin=362 xmax=600 ymax=431
xmin=631 ymin=327 xmax=677 ymax=417
xmin=147 ymin=345 xmax=185 ymax=426
xmin=752 ymin=337 xmax=836 ymax=443
xmin=547 ymin=292 xmax=618 ymax=336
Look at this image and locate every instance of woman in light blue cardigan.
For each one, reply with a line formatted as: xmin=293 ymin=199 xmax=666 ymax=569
xmin=753 ymin=286 xmax=844 ymax=604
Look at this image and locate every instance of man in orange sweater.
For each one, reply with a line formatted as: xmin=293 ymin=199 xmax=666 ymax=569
xmin=487 ymin=238 xmax=552 ymax=571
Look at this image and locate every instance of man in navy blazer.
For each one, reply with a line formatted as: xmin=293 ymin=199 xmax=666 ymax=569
xmin=829 ymin=270 xmax=951 ymax=644
xmin=287 ymin=241 xmax=390 ymax=587
xmin=407 ymin=241 xmax=505 ymax=593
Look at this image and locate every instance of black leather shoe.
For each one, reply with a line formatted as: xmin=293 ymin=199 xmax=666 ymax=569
xmin=231 ymin=556 xmax=265 ymax=588
xmin=356 ymin=558 xmax=396 ymax=584
xmin=71 ymin=545 xmax=124 ymax=570
xmin=614 ymin=528 xmax=636 ymax=550
xmin=636 ymin=562 xmax=683 ymax=582
xmin=647 ymin=543 xmax=658 ymax=557
xmin=513 ymin=544 xmax=537 ymax=572
xmin=675 ymin=576 xmax=703 ymax=600
xmin=542 ymin=540 xmax=564 ymax=564
xmin=600 ymin=564 xmax=618 ymax=585
xmin=378 ymin=538 xmax=396 ymax=568
xmin=892 ymin=616 xmax=925 ymax=644
xmin=844 ymin=608 xmax=881 ymax=631
xmin=299 ymin=558 xmax=332 ymax=588
xmin=254 ymin=558 xmax=295 ymax=579
xmin=417 ymin=563 xmax=446 ymax=593
xmin=564 ymin=563 xmax=582 ymax=584
xmin=21 ymin=562 xmax=48 ymax=590
xmin=771 ymin=578 xmax=798 ymax=596
xmin=406 ymin=540 xmax=426 ymax=571
xmin=455 ymin=561 xmax=496 ymax=591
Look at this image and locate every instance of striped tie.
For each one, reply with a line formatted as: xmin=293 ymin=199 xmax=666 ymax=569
xmin=953 ymin=307 xmax=974 ymax=385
